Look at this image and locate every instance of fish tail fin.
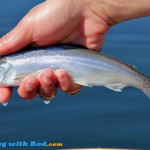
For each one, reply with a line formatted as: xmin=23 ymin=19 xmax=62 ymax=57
xmin=143 ymin=76 xmax=150 ymax=99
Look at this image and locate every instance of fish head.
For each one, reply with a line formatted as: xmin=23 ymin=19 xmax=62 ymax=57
xmin=0 ymin=59 xmax=15 ymax=84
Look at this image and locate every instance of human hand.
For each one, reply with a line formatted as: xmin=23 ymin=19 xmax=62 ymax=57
xmin=0 ymin=0 xmax=111 ymax=103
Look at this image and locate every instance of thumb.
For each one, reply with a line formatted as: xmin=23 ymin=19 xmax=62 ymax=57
xmin=0 ymin=17 xmax=33 ymax=55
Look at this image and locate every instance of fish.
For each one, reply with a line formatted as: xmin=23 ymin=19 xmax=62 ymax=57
xmin=0 ymin=44 xmax=149 ymax=98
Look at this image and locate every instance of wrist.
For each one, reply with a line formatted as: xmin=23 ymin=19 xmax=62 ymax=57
xmin=108 ymin=0 xmax=150 ymax=24
xmin=84 ymin=0 xmax=150 ymax=26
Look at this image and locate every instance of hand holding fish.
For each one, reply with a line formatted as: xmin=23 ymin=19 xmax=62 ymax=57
xmin=0 ymin=0 xmax=109 ymax=103
xmin=0 ymin=0 xmax=150 ymax=104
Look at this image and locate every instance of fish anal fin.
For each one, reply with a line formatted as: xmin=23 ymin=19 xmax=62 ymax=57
xmin=74 ymin=80 xmax=93 ymax=87
xmin=105 ymin=84 xmax=127 ymax=92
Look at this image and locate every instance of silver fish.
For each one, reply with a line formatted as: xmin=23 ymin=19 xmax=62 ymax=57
xmin=0 ymin=45 xmax=150 ymax=98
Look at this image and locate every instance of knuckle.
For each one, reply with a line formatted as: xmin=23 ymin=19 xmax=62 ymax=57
xmin=43 ymin=68 xmax=54 ymax=74
xmin=42 ymin=73 xmax=54 ymax=86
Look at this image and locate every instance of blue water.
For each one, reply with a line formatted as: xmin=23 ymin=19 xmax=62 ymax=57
xmin=0 ymin=1 xmax=150 ymax=149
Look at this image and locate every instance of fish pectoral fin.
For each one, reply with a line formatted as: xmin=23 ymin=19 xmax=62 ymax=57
xmin=13 ymin=70 xmax=43 ymax=81
xmin=13 ymin=73 xmax=31 ymax=81
xmin=105 ymin=84 xmax=127 ymax=92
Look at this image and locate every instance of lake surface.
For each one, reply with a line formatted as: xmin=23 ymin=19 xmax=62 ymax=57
xmin=0 ymin=1 xmax=150 ymax=149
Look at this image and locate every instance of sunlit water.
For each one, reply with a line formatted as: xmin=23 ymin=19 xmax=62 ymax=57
xmin=0 ymin=0 xmax=150 ymax=149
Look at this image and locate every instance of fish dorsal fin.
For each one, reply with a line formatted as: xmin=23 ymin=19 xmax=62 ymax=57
xmin=105 ymin=84 xmax=127 ymax=92
xmin=132 ymin=65 xmax=137 ymax=70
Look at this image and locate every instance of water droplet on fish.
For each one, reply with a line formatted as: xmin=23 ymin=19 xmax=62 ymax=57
xmin=2 ymin=102 xmax=8 ymax=106
xmin=44 ymin=100 xmax=50 ymax=105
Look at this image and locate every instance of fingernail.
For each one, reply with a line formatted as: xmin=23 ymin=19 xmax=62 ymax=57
xmin=42 ymin=73 xmax=52 ymax=84
xmin=25 ymin=79 xmax=36 ymax=92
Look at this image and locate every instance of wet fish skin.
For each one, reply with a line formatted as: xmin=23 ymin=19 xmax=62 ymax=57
xmin=0 ymin=44 xmax=150 ymax=98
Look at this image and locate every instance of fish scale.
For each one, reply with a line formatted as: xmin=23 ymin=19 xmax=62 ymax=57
xmin=0 ymin=44 xmax=149 ymax=99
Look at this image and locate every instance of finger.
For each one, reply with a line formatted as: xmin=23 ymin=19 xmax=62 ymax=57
xmin=37 ymin=69 xmax=58 ymax=101
xmin=55 ymin=69 xmax=81 ymax=95
xmin=0 ymin=87 xmax=13 ymax=103
xmin=18 ymin=76 xmax=38 ymax=100
xmin=0 ymin=16 xmax=33 ymax=55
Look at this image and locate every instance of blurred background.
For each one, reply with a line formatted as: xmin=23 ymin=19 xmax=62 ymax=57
xmin=0 ymin=0 xmax=150 ymax=149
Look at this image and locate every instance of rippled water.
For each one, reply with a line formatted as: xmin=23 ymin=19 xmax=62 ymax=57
xmin=0 ymin=1 xmax=150 ymax=149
